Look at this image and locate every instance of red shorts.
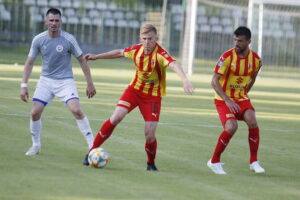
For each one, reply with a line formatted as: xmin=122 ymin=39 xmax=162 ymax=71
xmin=117 ymin=86 xmax=162 ymax=121
xmin=215 ymin=99 xmax=255 ymax=126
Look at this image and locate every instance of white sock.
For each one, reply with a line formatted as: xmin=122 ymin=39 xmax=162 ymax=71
xmin=76 ymin=116 xmax=94 ymax=149
xmin=30 ymin=119 xmax=42 ymax=147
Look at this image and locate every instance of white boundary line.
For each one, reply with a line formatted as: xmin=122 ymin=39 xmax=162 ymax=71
xmin=0 ymin=112 xmax=298 ymax=133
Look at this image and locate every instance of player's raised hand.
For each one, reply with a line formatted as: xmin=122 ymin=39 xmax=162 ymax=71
xmin=20 ymin=87 xmax=29 ymax=102
xmin=84 ymin=53 xmax=97 ymax=61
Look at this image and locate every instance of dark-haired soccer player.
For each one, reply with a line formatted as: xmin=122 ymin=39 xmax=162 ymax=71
xmin=83 ymin=23 xmax=194 ymax=171
xmin=207 ymin=26 xmax=265 ymax=174
xmin=20 ymin=8 xmax=96 ymax=155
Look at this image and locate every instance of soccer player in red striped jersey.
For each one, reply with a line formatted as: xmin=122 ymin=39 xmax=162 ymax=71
xmin=83 ymin=23 xmax=194 ymax=171
xmin=207 ymin=26 xmax=265 ymax=174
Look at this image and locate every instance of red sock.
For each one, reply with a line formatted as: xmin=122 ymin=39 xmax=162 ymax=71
xmin=90 ymin=119 xmax=116 ymax=150
xmin=248 ymin=127 xmax=260 ymax=163
xmin=145 ymin=139 xmax=157 ymax=164
xmin=211 ymin=131 xmax=233 ymax=163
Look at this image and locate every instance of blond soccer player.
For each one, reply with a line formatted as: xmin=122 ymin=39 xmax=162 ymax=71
xmin=83 ymin=23 xmax=194 ymax=171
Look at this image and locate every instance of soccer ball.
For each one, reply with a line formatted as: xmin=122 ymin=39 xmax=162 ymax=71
xmin=88 ymin=147 xmax=109 ymax=168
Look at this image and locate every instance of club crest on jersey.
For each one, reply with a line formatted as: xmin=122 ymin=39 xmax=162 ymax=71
xmin=143 ymin=72 xmax=150 ymax=79
xmin=56 ymin=45 xmax=63 ymax=52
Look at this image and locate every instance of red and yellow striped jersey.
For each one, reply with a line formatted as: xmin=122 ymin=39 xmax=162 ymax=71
xmin=214 ymin=48 xmax=262 ymax=101
xmin=123 ymin=43 xmax=175 ymax=97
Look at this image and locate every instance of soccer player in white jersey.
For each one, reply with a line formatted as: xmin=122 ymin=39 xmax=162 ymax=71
xmin=20 ymin=8 xmax=96 ymax=156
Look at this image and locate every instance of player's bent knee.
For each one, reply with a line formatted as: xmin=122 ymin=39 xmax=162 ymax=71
xmin=225 ymin=121 xmax=238 ymax=134
xmin=145 ymin=130 xmax=156 ymax=143
xmin=225 ymin=127 xmax=237 ymax=134
xmin=110 ymin=112 xmax=127 ymax=125
xmin=31 ymin=110 xmax=42 ymax=121
xmin=225 ymin=124 xmax=238 ymax=134
xmin=31 ymin=113 xmax=41 ymax=121
xmin=110 ymin=115 xmax=124 ymax=125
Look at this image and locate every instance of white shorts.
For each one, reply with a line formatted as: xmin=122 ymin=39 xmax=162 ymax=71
xmin=33 ymin=76 xmax=79 ymax=106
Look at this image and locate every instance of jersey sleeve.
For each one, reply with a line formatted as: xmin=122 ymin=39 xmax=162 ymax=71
xmin=256 ymin=59 xmax=262 ymax=72
xmin=123 ymin=45 xmax=139 ymax=60
xmin=28 ymin=36 xmax=40 ymax=59
xmin=157 ymin=49 xmax=176 ymax=68
xmin=69 ymin=35 xmax=83 ymax=57
xmin=214 ymin=53 xmax=231 ymax=76
xmin=253 ymin=51 xmax=262 ymax=73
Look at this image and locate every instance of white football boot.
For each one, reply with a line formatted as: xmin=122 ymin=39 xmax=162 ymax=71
xmin=207 ymin=159 xmax=227 ymax=175
xmin=25 ymin=145 xmax=41 ymax=156
xmin=250 ymin=161 xmax=265 ymax=173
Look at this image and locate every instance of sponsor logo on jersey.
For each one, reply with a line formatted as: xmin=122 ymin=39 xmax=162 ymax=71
xmin=236 ymin=77 xmax=244 ymax=84
xmin=140 ymin=79 xmax=156 ymax=83
xmin=56 ymin=45 xmax=63 ymax=52
xmin=229 ymin=84 xmax=245 ymax=89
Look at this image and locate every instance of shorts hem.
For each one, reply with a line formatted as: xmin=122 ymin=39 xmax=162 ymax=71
xmin=33 ymin=98 xmax=48 ymax=106
xmin=116 ymin=104 xmax=130 ymax=110
xmin=65 ymin=97 xmax=79 ymax=104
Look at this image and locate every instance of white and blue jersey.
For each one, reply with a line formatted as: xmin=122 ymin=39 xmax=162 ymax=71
xmin=28 ymin=30 xmax=83 ymax=79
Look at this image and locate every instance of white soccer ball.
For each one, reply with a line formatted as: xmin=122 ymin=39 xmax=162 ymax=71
xmin=88 ymin=147 xmax=109 ymax=168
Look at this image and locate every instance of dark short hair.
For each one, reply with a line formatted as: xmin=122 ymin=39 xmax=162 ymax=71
xmin=234 ymin=26 xmax=251 ymax=40
xmin=46 ymin=8 xmax=61 ymax=16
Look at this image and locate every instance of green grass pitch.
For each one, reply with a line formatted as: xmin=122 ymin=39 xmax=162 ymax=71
xmin=0 ymin=47 xmax=299 ymax=200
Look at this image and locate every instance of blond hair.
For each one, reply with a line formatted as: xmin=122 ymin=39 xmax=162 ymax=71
xmin=140 ymin=23 xmax=157 ymax=35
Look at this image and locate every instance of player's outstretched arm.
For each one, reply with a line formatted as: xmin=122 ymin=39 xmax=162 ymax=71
xmin=77 ymin=55 xmax=96 ymax=99
xmin=169 ymin=62 xmax=194 ymax=95
xmin=20 ymin=57 xmax=35 ymax=102
xmin=84 ymin=49 xmax=124 ymax=61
